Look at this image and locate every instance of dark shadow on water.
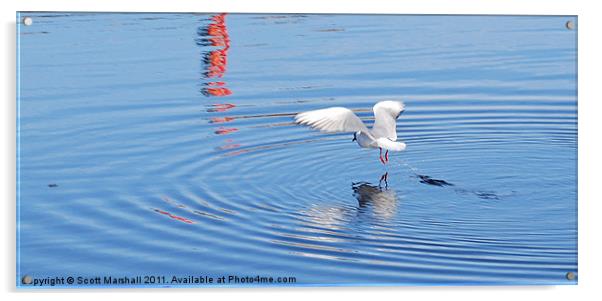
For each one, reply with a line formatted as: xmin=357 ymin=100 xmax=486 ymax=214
xmin=399 ymin=162 xmax=504 ymax=200
xmin=416 ymin=174 xmax=454 ymax=187
xmin=454 ymin=188 xmax=503 ymax=200
xmin=412 ymin=171 xmax=504 ymax=200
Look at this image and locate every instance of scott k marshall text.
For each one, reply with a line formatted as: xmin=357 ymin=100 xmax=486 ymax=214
xmin=25 ymin=275 xmax=297 ymax=286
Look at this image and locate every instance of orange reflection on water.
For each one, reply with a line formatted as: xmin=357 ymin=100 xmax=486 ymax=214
xmin=206 ymin=14 xmax=229 ymax=47
xmin=203 ymin=87 xmax=232 ymax=97
xmin=201 ymin=13 xmax=232 ymax=96
xmin=217 ymin=139 xmax=241 ymax=150
xmin=199 ymin=14 xmax=241 ymax=151
xmin=205 ymin=51 xmax=228 ymax=78
xmin=210 ymin=116 xmax=235 ymax=124
xmin=207 ymin=103 xmax=236 ymax=112
xmin=214 ymin=127 xmax=238 ymax=135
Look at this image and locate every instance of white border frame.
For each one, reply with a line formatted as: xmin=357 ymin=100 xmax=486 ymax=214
xmin=3 ymin=1 xmax=601 ymax=300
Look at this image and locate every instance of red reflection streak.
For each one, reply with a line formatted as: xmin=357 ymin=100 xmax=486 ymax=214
xmin=218 ymin=143 xmax=242 ymax=150
xmin=217 ymin=139 xmax=241 ymax=151
xmin=215 ymin=127 xmax=238 ymax=135
xmin=207 ymin=103 xmax=236 ymax=112
xmin=153 ymin=209 xmax=195 ymax=224
xmin=205 ymin=87 xmax=232 ymax=97
xmin=210 ymin=117 xmax=235 ymax=124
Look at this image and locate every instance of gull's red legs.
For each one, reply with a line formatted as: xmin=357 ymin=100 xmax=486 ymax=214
xmin=379 ymin=148 xmax=385 ymax=164
xmin=385 ymin=150 xmax=389 ymax=163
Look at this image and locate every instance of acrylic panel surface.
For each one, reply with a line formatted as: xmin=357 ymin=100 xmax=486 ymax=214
xmin=16 ymin=13 xmax=577 ymax=287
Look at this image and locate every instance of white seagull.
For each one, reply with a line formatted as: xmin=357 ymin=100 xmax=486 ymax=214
xmin=294 ymin=100 xmax=406 ymax=164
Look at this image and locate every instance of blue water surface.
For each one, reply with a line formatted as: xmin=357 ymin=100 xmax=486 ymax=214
xmin=16 ymin=13 xmax=577 ymax=287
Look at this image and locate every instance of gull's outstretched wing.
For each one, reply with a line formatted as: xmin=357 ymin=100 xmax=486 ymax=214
xmin=371 ymin=100 xmax=405 ymax=140
xmin=294 ymin=107 xmax=369 ymax=134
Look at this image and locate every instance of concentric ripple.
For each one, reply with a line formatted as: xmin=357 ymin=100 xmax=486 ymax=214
xmin=17 ymin=13 xmax=577 ymax=286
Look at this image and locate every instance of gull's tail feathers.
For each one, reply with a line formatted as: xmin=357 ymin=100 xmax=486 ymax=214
xmin=376 ymin=138 xmax=406 ymax=151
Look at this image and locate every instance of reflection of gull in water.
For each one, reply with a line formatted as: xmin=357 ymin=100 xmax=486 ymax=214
xmin=353 ymin=179 xmax=398 ymax=220
xmin=298 ymin=175 xmax=399 ymax=235
xmin=294 ymin=100 xmax=406 ymax=164
xmin=282 ymin=179 xmax=399 ymax=261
